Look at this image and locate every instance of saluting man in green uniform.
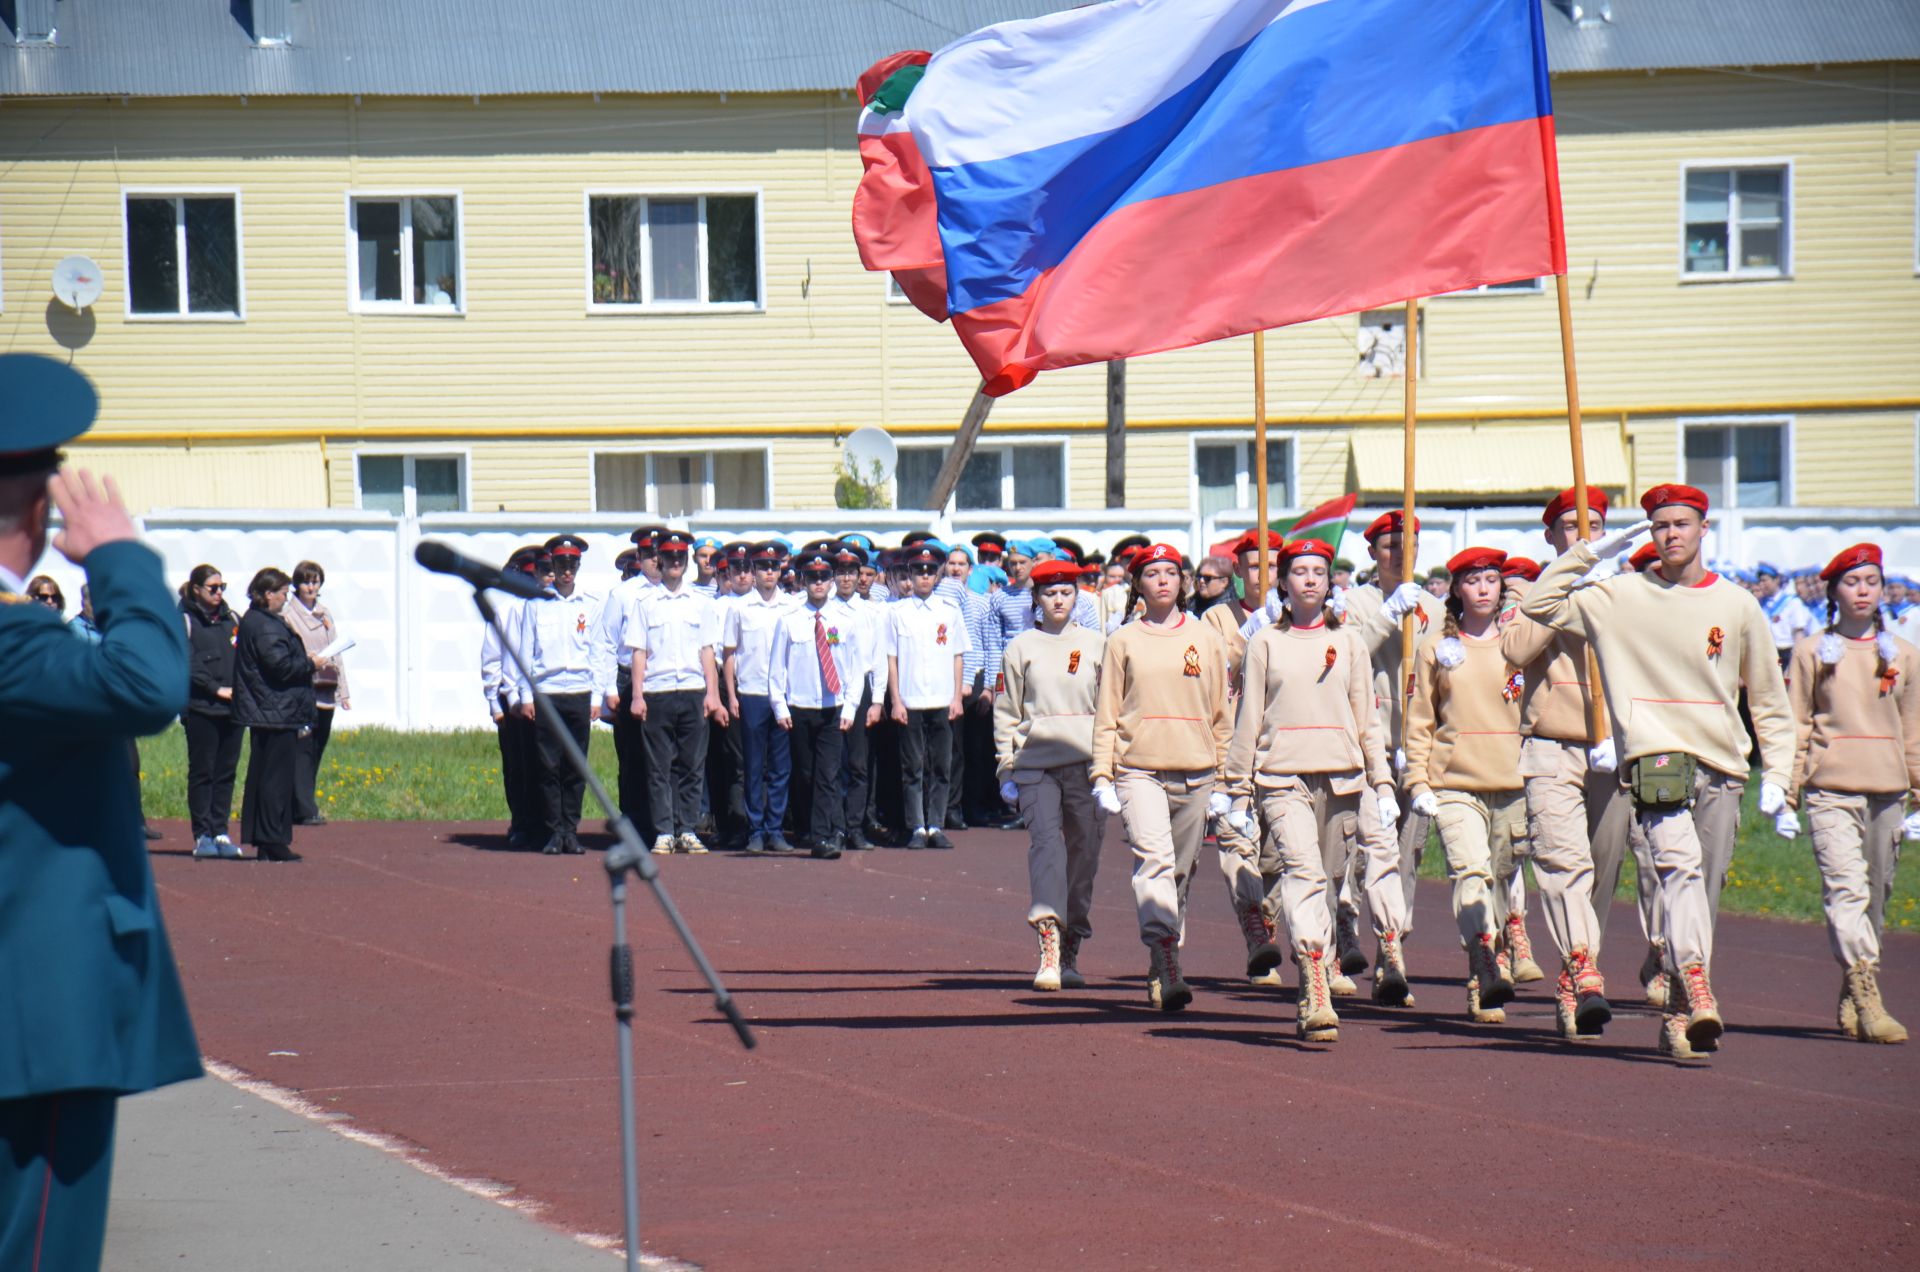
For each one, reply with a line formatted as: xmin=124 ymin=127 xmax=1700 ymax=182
xmin=0 ymin=353 xmax=201 ymax=1270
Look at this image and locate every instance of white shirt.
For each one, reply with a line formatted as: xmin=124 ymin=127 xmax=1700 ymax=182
xmin=1762 ymin=590 xmax=1816 ymax=651
xmin=887 ymin=592 xmax=969 ymax=711
xmin=844 ymin=594 xmax=891 ymax=702
xmin=514 ymin=587 xmax=603 ymax=698
xmin=0 ymin=563 xmax=26 ymax=595
xmin=590 ymin=573 xmax=662 ymax=697
xmin=628 ymin=585 xmax=721 ymax=693
xmin=770 ymin=598 xmax=866 ymax=723
xmin=480 ymin=593 xmax=528 ymax=711
xmin=724 ymin=590 xmax=789 ymax=697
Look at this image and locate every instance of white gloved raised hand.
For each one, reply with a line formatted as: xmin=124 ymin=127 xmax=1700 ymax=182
xmin=1903 ymin=811 xmax=1920 ymax=842
xmin=1378 ymin=787 xmax=1403 ymax=826
xmin=1773 ymin=810 xmax=1801 ymax=840
xmin=1587 ymin=738 xmax=1618 ymax=773
xmin=1381 ymin=582 xmax=1427 ymax=622
xmin=1410 ymin=790 xmax=1438 ymax=818
xmin=1581 ymin=555 xmax=1628 ymax=586
xmin=1393 ymin=747 xmax=1408 ymax=776
xmin=999 ymin=779 xmax=1020 ymax=806
xmin=1757 ymin=781 xmax=1788 ymax=817
xmin=1208 ymin=791 xmax=1232 ymax=819
xmin=1589 ymin=518 xmax=1653 ymax=562
xmin=1094 ymin=781 xmax=1122 ymax=815
xmin=1225 ymin=808 xmax=1255 ymax=840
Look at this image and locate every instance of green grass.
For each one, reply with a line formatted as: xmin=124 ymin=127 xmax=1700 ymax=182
xmin=138 ymin=725 xmax=1915 ymax=930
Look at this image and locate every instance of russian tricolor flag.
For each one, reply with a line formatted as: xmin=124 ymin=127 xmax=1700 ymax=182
xmin=857 ymin=0 xmax=1566 ymax=396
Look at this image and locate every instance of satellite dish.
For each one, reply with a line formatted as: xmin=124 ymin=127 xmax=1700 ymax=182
xmin=843 ymin=426 xmax=898 ymax=484
xmin=52 ymin=256 xmax=104 ymax=311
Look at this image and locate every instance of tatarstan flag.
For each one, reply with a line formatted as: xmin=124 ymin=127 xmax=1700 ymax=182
xmin=1281 ymin=492 xmax=1357 ymax=550
xmin=853 ymin=51 xmax=950 ymax=321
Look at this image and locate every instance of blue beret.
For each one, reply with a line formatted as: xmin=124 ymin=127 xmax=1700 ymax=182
xmin=1755 ymin=562 xmax=1782 ymax=579
xmin=692 ymin=534 xmax=724 ymax=552
xmin=0 ymin=353 xmax=98 ymax=468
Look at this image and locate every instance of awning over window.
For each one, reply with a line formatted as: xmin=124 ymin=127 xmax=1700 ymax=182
xmin=1348 ymin=421 xmax=1629 ymax=499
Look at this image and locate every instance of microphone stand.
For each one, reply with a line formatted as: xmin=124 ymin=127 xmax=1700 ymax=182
xmin=469 ymin=585 xmax=755 ymax=1272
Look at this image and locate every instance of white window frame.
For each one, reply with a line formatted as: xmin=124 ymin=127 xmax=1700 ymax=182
xmin=1677 ymin=159 xmax=1793 ymax=283
xmin=894 ymin=436 xmax=1071 ymax=515
xmin=885 ymin=274 xmax=913 ymax=305
xmin=1188 ymin=431 xmax=1300 ymax=517
xmin=1431 ymin=277 xmax=1544 ymax=298
xmin=587 ymin=443 xmax=775 ymax=514
xmin=1676 ymin=416 xmax=1793 ymax=509
xmin=345 ymin=191 xmax=467 ymax=315
xmin=354 ymin=448 xmax=472 ymax=517
xmin=121 ymin=187 xmax=246 ymax=322
xmin=582 ymin=189 xmax=766 ymax=314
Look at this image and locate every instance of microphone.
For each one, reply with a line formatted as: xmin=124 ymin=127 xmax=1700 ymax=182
xmin=414 ymin=540 xmax=547 ymax=600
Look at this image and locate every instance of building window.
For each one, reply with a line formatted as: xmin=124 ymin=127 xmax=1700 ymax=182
xmin=588 ymin=194 xmax=760 ymax=309
xmin=895 ymin=443 xmax=1065 ymax=513
xmin=124 ymin=194 xmax=241 ymax=318
xmin=593 ymin=449 xmax=769 ymax=516
xmin=1438 ymin=277 xmax=1543 ymax=297
xmin=1683 ymin=165 xmax=1787 ymax=278
xmin=1356 ymin=308 xmax=1421 ymax=378
xmin=1683 ymin=422 xmax=1785 ymax=509
xmin=1194 ymin=438 xmax=1294 ymax=523
xmin=357 ymin=454 xmax=465 ymax=516
xmin=351 ymin=196 xmax=462 ymax=311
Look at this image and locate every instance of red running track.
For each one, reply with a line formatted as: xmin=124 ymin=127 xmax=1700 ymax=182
xmin=148 ymin=821 xmax=1917 ymax=1270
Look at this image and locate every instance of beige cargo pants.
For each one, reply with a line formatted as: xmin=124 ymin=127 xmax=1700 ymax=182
xmin=1804 ymin=788 xmax=1904 ymax=969
xmin=1116 ymin=766 xmax=1214 ymax=946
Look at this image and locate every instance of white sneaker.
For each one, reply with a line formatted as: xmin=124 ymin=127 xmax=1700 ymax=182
xmin=677 ymin=832 xmax=709 ymax=855
xmin=214 ymin=834 xmax=241 ymax=860
xmin=192 ymin=836 xmax=220 ymax=859
xmin=650 ymin=835 xmax=674 ymax=855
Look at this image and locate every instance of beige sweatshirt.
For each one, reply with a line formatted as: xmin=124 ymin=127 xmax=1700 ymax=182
xmin=1788 ymin=632 xmax=1920 ymax=800
xmin=1202 ymin=599 xmax=1254 ymax=683
xmin=1224 ymin=622 xmax=1388 ymax=798
xmin=994 ymin=626 xmax=1105 ymax=777
xmin=1500 ymin=608 xmax=1608 ymax=745
xmin=1090 ymin=615 xmax=1232 ymax=783
xmin=1346 ymin=581 xmax=1438 ymax=746
xmin=1521 ymin=543 xmax=1795 ymax=787
xmin=1405 ymin=632 xmax=1523 ymax=796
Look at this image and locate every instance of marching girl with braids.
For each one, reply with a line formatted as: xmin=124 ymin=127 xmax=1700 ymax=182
xmin=1404 ymin=547 xmax=1530 ymax=1024
xmin=1223 ymin=539 xmax=1409 ymax=1041
xmin=1090 ymin=545 xmax=1234 ymax=1013
xmin=1780 ymin=543 xmax=1920 ymax=1044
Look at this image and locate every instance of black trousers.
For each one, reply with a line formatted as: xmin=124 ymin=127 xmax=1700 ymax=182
xmin=899 ymin=706 xmax=952 ymax=832
xmin=707 ymin=710 xmax=745 ymax=841
xmin=644 ymin=689 xmax=709 ymax=839
xmin=493 ymin=694 xmax=537 ymax=839
xmin=871 ymin=713 xmax=904 ymax=837
xmin=788 ymin=707 xmax=846 ymax=843
xmin=952 ymin=682 xmax=1002 ymax=823
xmin=183 ymin=710 xmax=244 ymax=840
xmin=535 ymin=692 xmax=592 ymax=844
xmin=613 ymin=669 xmax=652 ymax=834
xmin=292 ymin=706 xmax=335 ymax=822
xmin=842 ymin=685 xmax=874 ymax=835
xmin=241 ymin=725 xmax=299 ymax=856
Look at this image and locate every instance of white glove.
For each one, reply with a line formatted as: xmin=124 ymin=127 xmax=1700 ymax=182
xmin=1393 ymin=747 xmax=1408 ymax=776
xmin=999 ymin=779 xmax=1020 ymax=806
xmin=1903 ymin=812 xmax=1920 ymax=842
xmin=1382 ymin=582 xmax=1426 ymax=622
xmin=1589 ymin=518 xmax=1652 ymax=562
xmin=1757 ymin=781 xmax=1788 ymax=817
xmin=1773 ymin=810 xmax=1800 ymax=840
xmin=1410 ymin=790 xmax=1438 ymax=818
xmin=1379 ymin=788 xmax=1403 ymax=825
xmin=1238 ymin=609 xmax=1273 ymax=640
xmin=1587 ymin=738 xmax=1618 ymax=773
xmin=1207 ymin=791 xmax=1232 ymax=819
xmin=1581 ymin=554 xmax=1627 ymax=586
xmin=1225 ymin=809 xmax=1255 ymax=840
xmin=1094 ymin=781 xmax=1122 ymax=815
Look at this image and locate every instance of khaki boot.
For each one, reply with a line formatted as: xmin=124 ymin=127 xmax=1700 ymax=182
xmin=1373 ymin=931 xmax=1414 ymax=1007
xmin=1640 ymin=939 xmax=1669 ymax=1009
xmin=1846 ymin=961 xmax=1909 ymax=1044
xmin=1504 ymin=911 xmax=1544 ymax=983
xmin=1553 ymin=966 xmax=1581 ymax=1039
xmin=1329 ymin=967 xmax=1361 ymax=997
xmin=1568 ymin=946 xmax=1611 ymax=1036
xmin=1838 ymin=971 xmax=1860 ymax=1039
xmin=1471 ymin=932 xmax=1515 ymax=1009
xmin=1467 ymin=974 xmax=1506 ymax=1024
xmin=1678 ymin=964 xmax=1722 ymax=1051
xmin=1657 ymin=1011 xmax=1703 ymax=1061
xmin=1296 ymin=949 xmax=1340 ymax=1042
xmin=1032 ymin=917 xmax=1063 ymax=992
xmin=1238 ymin=900 xmax=1283 ymax=981
xmin=1060 ymin=930 xmax=1087 ymax=991
xmin=1335 ymin=906 xmax=1369 ymax=976
xmin=1148 ymin=935 xmax=1192 ymax=1013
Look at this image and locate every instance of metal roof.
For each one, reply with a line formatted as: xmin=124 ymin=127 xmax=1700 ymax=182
xmin=2 ymin=1 xmax=1915 ymax=99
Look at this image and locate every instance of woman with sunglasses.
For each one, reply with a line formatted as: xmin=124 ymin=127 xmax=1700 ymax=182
xmin=180 ymin=564 xmax=244 ymax=859
xmin=26 ymin=575 xmax=64 ymax=614
xmin=233 ymin=568 xmax=317 ymax=862
xmin=1091 ymin=544 xmax=1232 ymax=1011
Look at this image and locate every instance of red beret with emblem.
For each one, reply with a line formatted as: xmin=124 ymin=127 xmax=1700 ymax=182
xmin=1282 ymin=538 xmax=1336 ymax=562
xmin=1639 ymin=483 xmax=1710 ymax=517
xmin=1128 ymin=543 xmax=1183 ymax=576
xmin=1028 ymin=560 xmax=1082 ymax=588
xmin=1501 ymin=556 xmax=1541 ymax=581
xmin=1821 ymin=543 xmax=1883 ymax=582
xmin=1447 ymin=546 xmax=1507 ymax=575
xmin=1628 ymin=542 xmax=1661 ymax=571
xmin=1541 ymin=486 xmax=1609 ymax=527
xmin=1228 ymin=529 xmax=1285 ymax=556
xmin=1363 ymin=510 xmax=1421 ymax=542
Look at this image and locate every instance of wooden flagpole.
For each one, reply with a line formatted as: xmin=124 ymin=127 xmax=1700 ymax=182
xmin=1553 ymin=272 xmax=1606 ymax=742
xmin=1253 ymin=330 xmax=1270 ymax=608
xmin=1398 ymin=298 xmax=1419 ymax=748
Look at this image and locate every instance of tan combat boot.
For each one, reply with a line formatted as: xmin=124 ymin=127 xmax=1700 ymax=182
xmin=1504 ymin=911 xmax=1544 ymax=983
xmin=1838 ymin=971 xmax=1860 ymax=1039
xmin=1238 ymin=900 xmax=1283 ymax=983
xmin=1846 ymin=961 xmax=1909 ymax=1044
xmin=1656 ymin=1011 xmax=1702 ymax=1061
xmin=1471 ymin=932 xmax=1514 ymax=1009
xmin=1148 ymin=935 xmax=1192 ymax=1013
xmin=1678 ymin=965 xmax=1722 ymax=1051
xmin=1553 ymin=964 xmax=1581 ymax=1040
xmin=1033 ymin=917 xmax=1063 ymax=992
xmin=1373 ymin=931 xmax=1414 ymax=1007
xmin=1060 ymin=930 xmax=1087 ymax=990
xmin=1568 ymin=946 xmax=1611 ymax=1036
xmin=1335 ymin=906 xmax=1369 ymax=976
xmin=1640 ymin=939 xmax=1668 ymax=1009
xmin=1467 ymin=974 xmax=1506 ymax=1024
xmin=1297 ymin=949 xmax=1340 ymax=1041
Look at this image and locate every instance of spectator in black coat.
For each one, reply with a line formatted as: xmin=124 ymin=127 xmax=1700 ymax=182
xmin=233 ymin=568 xmax=316 ymax=862
xmin=180 ymin=564 xmax=243 ymax=858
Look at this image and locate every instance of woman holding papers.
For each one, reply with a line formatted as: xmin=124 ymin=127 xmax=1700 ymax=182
xmin=283 ymin=560 xmax=350 ymax=825
xmin=1090 ymin=545 xmax=1232 ymax=1012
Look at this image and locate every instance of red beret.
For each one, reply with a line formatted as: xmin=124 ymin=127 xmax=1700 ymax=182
xmin=1363 ymin=510 xmax=1420 ymax=542
xmin=1640 ymin=483 xmax=1710 ymax=517
xmin=1821 ymin=543 xmax=1883 ymax=582
xmin=1447 ymin=546 xmax=1507 ymax=575
xmin=1229 ymin=529 xmax=1285 ymax=556
xmin=1028 ymin=559 xmax=1082 ymax=588
xmin=1542 ymin=486 xmax=1609 ymax=527
xmin=1501 ymin=556 xmax=1541 ymax=581
xmin=1628 ymin=542 xmax=1661 ymax=571
xmin=1129 ymin=543 xmax=1182 ymax=576
xmin=1282 ymin=538 xmax=1336 ymax=562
